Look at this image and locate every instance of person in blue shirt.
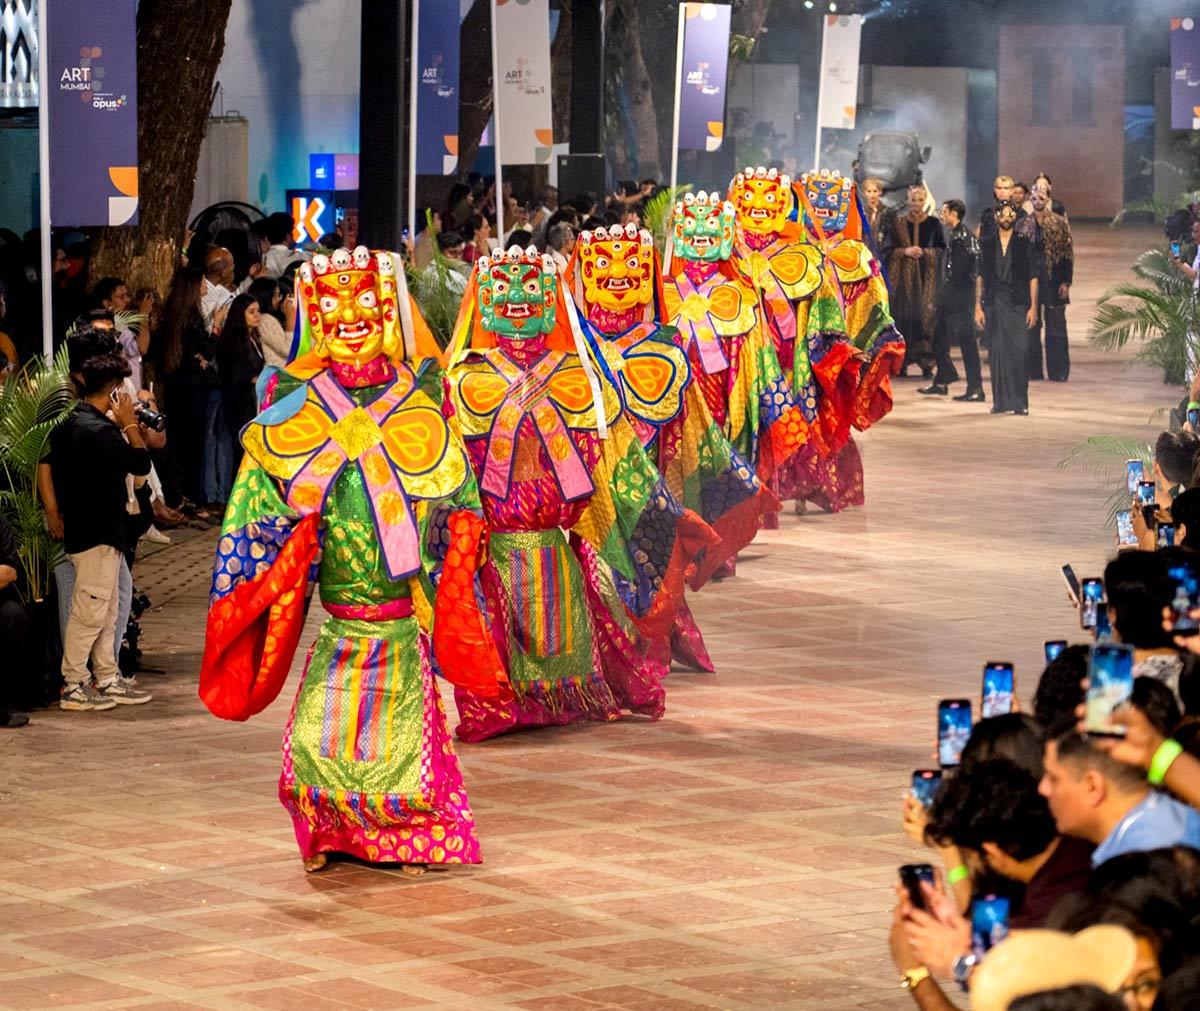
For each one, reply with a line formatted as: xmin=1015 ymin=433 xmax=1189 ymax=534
xmin=1040 ymin=730 xmax=1200 ymax=866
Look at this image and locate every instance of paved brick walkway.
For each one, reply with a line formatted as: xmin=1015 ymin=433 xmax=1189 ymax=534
xmin=0 ymin=225 xmax=1170 ymax=1009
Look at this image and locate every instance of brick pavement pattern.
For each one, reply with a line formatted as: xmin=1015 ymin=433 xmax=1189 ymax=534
xmin=0 ymin=225 xmax=1169 ymax=1009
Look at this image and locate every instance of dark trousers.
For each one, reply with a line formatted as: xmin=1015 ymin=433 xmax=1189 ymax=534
xmin=933 ymin=303 xmax=982 ymax=389
xmin=1027 ymin=304 xmax=1070 ymax=381
xmin=0 ymin=596 xmax=30 ymax=710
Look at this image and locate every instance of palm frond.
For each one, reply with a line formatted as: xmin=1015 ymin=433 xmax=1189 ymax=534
xmin=642 ymin=184 xmax=691 ymax=254
xmin=1059 ymin=436 xmax=1154 ymax=526
xmin=0 ymin=344 xmax=74 ymax=601
xmin=405 ymin=210 xmax=465 ymax=349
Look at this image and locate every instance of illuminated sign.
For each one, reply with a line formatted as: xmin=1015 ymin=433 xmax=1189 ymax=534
xmin=287 ymin=189 xmax=335 ymax=244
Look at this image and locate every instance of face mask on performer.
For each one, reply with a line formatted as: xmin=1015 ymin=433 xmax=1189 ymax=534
xmin=673 ymin=191 xmax=734 ymax=263
xmin=476 ymin=246 xmax=558 ymax=340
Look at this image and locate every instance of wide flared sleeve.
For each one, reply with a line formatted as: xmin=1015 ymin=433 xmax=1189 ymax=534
xmin=199 ymin=460 xmax=319 ymax=721
xmin=570 ymin=414 xmax=718 ymax=639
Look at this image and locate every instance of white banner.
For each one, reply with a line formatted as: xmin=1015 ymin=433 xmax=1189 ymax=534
xmin=493 ymin=0 xmax=554 ymax=165
xmin=818 ymin=14 xmax=862 ymax=130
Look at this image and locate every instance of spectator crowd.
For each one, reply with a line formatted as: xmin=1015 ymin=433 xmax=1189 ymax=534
xmin=888 ymin=425 xmax=1200 ymax=1008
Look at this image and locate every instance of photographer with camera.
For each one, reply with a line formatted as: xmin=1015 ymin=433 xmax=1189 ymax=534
xmin=43 ymin=326 xmax=155 ymax=710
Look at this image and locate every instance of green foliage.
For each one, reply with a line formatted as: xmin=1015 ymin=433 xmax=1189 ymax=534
xmin=405 ymin=210 xmax=466 ymax=349
xmin=643 ymin=184 xmax=691 ymax=255
xmin=1058 ymin=435 xmax=1154 ymax=526
xmin=0 ymin=345 xmax=74 ymax=601
xmin=1089 ymin=247 xmax=1198 ymax=386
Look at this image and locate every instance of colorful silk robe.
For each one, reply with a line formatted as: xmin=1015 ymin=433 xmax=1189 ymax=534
xmin=447 ymin=342 xmax=716 ymax=741
xmin=662 ymin=261 xmax=812 ymax=486
xmin=796 ymin=172 xmax=905 ymax=432
xmin=199 ymin=355 xmax=503 ymax=865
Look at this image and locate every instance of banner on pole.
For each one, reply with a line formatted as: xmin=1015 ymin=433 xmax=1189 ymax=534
xmin=678 ymin=3 xmax=731 ymax=153
xmin=818 ymin=14 xmax=862 ymax=131
xmin=1172 ymin=17 xmax=1200 ymax=130
xmin=493 ymin=0 xmax=553 ymax=165
xmin=416 ymin=2 xmax=461 ymax=174
xmin=47 ymin=0 xmax=139 ymax=226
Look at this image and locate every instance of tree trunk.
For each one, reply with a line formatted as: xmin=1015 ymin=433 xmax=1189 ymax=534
xmin=550 ymin=2 xmax=573 ymax=149
xmin=88 ymin=0 xmax=234 ymax=293
xmin=617 ymin=0 xmax=662 ymax=180
xmin=456 ymin=0 xmax=494 ymax=183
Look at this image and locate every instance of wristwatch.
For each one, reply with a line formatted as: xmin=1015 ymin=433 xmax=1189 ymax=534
xmin=900 ymin=966 xmax=930 ymax=991
xmin=952 ymin=952 xmax=978 ymax=991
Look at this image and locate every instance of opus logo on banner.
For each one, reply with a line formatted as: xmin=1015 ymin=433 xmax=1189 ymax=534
xmin=678 ymin=3 xmax=731 ymax=153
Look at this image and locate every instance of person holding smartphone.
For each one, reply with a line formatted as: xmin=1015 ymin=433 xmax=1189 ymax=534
xmin=1170 ymin=217 xmax=1200 ymax=289
xmin=46 ymin=327 xmax=154 ymax=710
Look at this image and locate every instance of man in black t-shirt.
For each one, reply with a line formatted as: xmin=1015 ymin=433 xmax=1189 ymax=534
xmin=46 ymin=328 xmax=153 ymax=711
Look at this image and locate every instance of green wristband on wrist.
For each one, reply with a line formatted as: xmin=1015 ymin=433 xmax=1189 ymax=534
xmin=946 ymin=864 xmax=969 ymax=886
xmin=1189 ymin=401 xmax=1200 ymax=411
xmin=1148 ymin=739 xmax=1184 ymax=786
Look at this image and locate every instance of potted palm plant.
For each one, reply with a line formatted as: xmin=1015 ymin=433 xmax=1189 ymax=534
xmin=0 ymin=345 xmax=74 ymax=704
xmin=1089 ymin=247 xmax=1199 ymax=386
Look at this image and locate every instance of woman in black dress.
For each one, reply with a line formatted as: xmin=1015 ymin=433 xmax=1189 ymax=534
xmin=215 ymin=294 xmax=264 ymax=473
xmin=977 ymin=201 xmax=1038 ymax=415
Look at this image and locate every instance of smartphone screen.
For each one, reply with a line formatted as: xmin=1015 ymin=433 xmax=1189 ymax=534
xmin=1116 ymin=510 xmax=1137 ymax=547
xmin=1061 ymin=564 xmax=1081 ymax=602
xmin=1168 ymin=561 xmax=1200 ymax=637
xmin=1094 ymin=606 xmax=1112 ymax=641
xmin=1137 ymin=480 xmax=1157 ymax=507
xmin=971 ymin=895 xmax=1010 ymax=957
xmin=910 ymin=769 xmax=943 ymax=808
xmin=1085 ymin=643 xmax=1134 ymax=736
xmin=1190 ymin=408 xmax=1200 ymax=429
xmin=1126 ymin=459 xmax=1145 ymax=494
xmin=1044 ymin=639 xmax=1068 ymax=663
xmin=1080 ymin=578 xmax=1104 ymax=630
xmin=1172 ymin=241 xmax=1183 ymax=258
xmin=937 ymin=699 xmax=972 ymax=767
xmin=981 ymin=662 xmax=1015 ymax=719
xmin=899 ymin=863 xmax=936 ymax=911
xmin=1158 ymin=523 xmax=1177 ymax=548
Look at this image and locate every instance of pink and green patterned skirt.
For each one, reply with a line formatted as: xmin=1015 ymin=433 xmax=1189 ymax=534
xmin=279 ymin=614 xmax=481 ymax=865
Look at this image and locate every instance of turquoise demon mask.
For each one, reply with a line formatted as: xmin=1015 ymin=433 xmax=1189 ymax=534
xmin=672 ymin=190 xmax=735 ymax=262
xmin=477 ymin=246 xmax=558 ymax=339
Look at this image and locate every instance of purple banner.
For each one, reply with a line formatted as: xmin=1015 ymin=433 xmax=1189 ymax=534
xmin=47 ymin=0 xmax=138 ymax=226
xmin=1172 ymin=17 xmax=1200 ymax=130
xmin=678 ymin=3 xmax=731 ymax=153
xmin=415 ymin=2 xmax=460 ymax=175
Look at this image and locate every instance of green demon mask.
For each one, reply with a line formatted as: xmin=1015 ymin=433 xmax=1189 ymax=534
xmin=476 ymin=246 xmax=558 ymax=339
xmin=672 ymin=191 xmax=735 ymax=262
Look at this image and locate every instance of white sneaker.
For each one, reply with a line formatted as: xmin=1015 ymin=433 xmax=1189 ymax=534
xmin=142 ymin=525 xmax=171 ymax=545
xmin=60 ymin=683 xmax=118 ymax=711
xmin=100 ymin=677 xmax=153 ymax=705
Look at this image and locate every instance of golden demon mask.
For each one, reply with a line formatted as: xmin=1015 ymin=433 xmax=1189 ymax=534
xmin=672 ymin=191 xmax=735 ymax=262
xmin=297 ymin=246 xmax=401 ymax=365
xmin=729 ymin=165 xmax=793 ymax=236
xmin=577 ymin=223 xmax=656 ymax=314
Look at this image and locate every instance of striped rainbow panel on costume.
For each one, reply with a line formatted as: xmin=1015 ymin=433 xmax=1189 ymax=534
xmin=511 ymin=546 xmax=573 ymax=658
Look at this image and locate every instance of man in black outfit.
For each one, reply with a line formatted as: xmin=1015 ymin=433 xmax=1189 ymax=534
xmin=45 ymin=326 xmax=154 ymax=711
xmin=921 ymin=199 xmax=983 ymax=401
xmin=0 ymin=514 xmax=30 ymax=727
